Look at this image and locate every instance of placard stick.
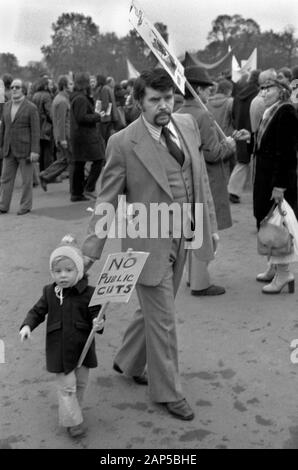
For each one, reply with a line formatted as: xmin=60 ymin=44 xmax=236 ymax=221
xmin=185 ymin=80 xmax=227 ymax=140
xmin=77 ymin=302 xmax=109 ymax=368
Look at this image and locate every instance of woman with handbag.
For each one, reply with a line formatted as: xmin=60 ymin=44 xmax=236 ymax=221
xmin=234 ymin=76 xmax=298 ymax=294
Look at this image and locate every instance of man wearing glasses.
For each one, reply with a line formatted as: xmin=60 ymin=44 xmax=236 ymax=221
xmin=0 ymin=78 xmax=40 ymax=215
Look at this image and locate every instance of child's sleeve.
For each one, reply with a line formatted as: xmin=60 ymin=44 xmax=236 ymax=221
xmin=20 ymin=286 xmax=49 ymax=332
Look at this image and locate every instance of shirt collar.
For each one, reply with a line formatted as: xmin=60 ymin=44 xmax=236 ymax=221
xmin=142 ymin=115 xmax=178 ymax=142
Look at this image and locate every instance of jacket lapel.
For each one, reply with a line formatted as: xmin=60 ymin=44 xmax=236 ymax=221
xmin=5 ymin=102 xmax=12 ymax=125
xmin=131 ymin=117 xmax=173 ymax=199
xmin=171 ymin=115 xmax=201 ymax=202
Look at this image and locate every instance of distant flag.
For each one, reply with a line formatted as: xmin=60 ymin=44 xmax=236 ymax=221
xmin=127 ymin=59 xmax=140 ymax=79
xmin=231 ymin=55 xmax=241 ymax=82
xmin=231 ymin=48 xmax=257 ymax=82
xmin=240 ymin=48 xmax=257 ymax=74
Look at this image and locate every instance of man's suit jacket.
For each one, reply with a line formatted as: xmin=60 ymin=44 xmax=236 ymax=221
xmin=83 ymin=113 xmax=217 ymax=286
xmin=51 ymin=91 xmax=70 ymax=144
xmin=0 ymin=99 xmax=40 ymax=159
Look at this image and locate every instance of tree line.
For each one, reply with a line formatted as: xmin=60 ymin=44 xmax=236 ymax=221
xmin=1 ymin=12 xmax=297 ymax=82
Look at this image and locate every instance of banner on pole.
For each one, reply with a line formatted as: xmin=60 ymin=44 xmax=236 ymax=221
xmin=129 ymin=1 xmax=185 ymax=94
xmin=89 ymin=251 xmax=149 ymax=306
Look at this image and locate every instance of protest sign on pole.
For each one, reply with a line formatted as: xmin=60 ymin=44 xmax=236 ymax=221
xmin=77 ymin=249 xmax=149 ymax=368
xmin=129 ymin=1 xmax=227 ymax=140
xmin=89 ymin=250 xmax=149 ymax=306
xmin=129 ymin=1 xmax=185 ymax=94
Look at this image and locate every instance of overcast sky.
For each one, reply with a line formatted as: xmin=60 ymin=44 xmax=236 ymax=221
xmin=0 ymin=0 xmax=297 ymax=65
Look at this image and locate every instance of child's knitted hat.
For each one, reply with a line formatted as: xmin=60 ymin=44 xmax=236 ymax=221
xmin=49 ymin=234 xmax=84 ymax=284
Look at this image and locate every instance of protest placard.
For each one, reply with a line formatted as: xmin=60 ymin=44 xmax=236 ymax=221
xmin=128 ymin=1 xmax=226 ymax=139
xmin=89 ymin=250 xmax=149 ymax=306
xmin=77 ymin=250 xmax=149 ymax=368
xmin=129 ymin=1 xmax=185 ymax=94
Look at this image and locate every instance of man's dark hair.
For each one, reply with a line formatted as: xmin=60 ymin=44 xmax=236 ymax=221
xmin=248 ymin=69 xmax=261 ymax=85
xmin=96 ymin=74 xmax=106 ymax=87
xmin=57 ymin=75 xmax=69 ymax=91
xmin=35 ymin=77 xmax=49 ymax=92
xmin=2 ymin=73 xmax=13 ymax=89
xmin=217 ymin=79 xmax=233 ymax=95
xmin=22 ymin=81 xmax=28 ymax=96
xmin=74 ymin=72 xmax=90 ymax=92
xmin=133 ymin=69 xmax=175 ymax=101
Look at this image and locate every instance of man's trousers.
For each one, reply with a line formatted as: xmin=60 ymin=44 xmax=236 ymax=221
xmin=114 ymin=238 xmax=187 ymax=403
xmin=0 ymin=154 xmax=33 ymax=212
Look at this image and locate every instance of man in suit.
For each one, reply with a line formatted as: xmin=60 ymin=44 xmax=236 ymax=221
xmin=0 ymin=78 xmax=40 ymax=215
xmin=82 ymin=69 xmax=218 ymax=420
xmin=39 ymin=75 xmax=74 ymax=192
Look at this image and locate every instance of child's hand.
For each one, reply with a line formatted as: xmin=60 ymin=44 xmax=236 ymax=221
xmin=93 ymin=317 xmax=105 ymax=332
xmin=20 ymin=326 xmax=31 ymax=342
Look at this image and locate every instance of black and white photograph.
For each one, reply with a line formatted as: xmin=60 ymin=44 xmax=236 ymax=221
xmin=1 ymin=0 xmax=298 ymax=454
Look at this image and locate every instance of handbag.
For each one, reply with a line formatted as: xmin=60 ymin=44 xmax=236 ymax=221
xmin=257 ymin=203 xmax=294 ymax=256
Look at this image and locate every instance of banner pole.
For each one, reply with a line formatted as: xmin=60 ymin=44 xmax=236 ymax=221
xmin=185 ymin=80 xmax=227 ymax=140
xmin=77 ymin=302 xmax=110 ymax=368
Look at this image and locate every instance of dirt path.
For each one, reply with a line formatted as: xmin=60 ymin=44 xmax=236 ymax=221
xmin=1 ymin=180 xmax=298 ymax=449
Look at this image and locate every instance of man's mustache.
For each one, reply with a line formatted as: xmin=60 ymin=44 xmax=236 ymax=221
xmin=156 ymin=111 xmax=171 ymax=118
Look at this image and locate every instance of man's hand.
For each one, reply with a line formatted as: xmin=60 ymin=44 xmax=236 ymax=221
xmin=19 ymin=325 xmax=31 ymax=342
xmin=212 ymin=233 xmax=219 ymax=255
xmin=271 ymin=187 xmax=285 ymax=204
xmin=93 ymin=317 xmax=105 ymax=332
xmin=60 ymin=140 xmax=68 ymax=149
xmin=29 ymin=152 xmax=39 ymax=163
xmin=225 ymin=136 xmax=236 ymax=154
xmin=232 ymin=129 xmax=251 ymax=142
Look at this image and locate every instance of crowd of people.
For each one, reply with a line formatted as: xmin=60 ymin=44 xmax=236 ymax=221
xmin=0 ymin=72 xmax=140 ymax=210
xmin=1 ymin=61 xmax=298 ymax=439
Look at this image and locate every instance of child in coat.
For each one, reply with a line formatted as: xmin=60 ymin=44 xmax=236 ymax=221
xmin=19 ymin=235 xmax=104 ymax=438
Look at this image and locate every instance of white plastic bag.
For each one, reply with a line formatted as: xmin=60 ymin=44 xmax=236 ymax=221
xmin=270 ymin=199 xmax=298 ymax=264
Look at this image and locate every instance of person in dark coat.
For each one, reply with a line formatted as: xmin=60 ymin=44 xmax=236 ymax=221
xmin=177 ymin=65 xmax=235 ymax=296
xmin=70 ymin=72 xmax=105 ymax=202
xmin=31 ymin=77 xmax=54 ymax=171
xmin=19 ymin=235 xmax=104 ymax=438
xmin=234 ymin=78 xmax=298 ymax=294
xmin=228 ymin=70 xmax=261 ymax=203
